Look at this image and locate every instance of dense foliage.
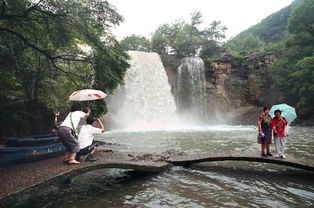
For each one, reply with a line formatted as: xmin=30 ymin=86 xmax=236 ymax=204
xmin=225 ymin=0 xmax=303 ymax=54
xmin=0 ymin=0 xmax=129 ymax=136
xmin=120 ymin=35 xmax=151 ymax=52
xmin=225 ymin=0 xmax=313 ymax=120
xmin=152 ymin=11 xmax=227 ymax=57
xmin=225 ymin=33 xmax=265 ymax=54
xmin=121 ymin=11 xmax=227 ymax=58
xmin=271 ymin=0 xmax=314 ymax=119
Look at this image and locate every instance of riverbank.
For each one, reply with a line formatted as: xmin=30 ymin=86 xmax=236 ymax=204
xmin=3 ymin=125 xmax=311 ymax=207
xmin=2 ymin=148 xmax=314 ymax=203
xmin=0 ymin=149 xmax=171 ymax=202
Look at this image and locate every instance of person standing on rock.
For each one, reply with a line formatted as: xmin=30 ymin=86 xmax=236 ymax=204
xmin=57 ymin=104 xmax=91 ymax=164
xmin=257 ymin=107 xmax=273 ymax=157
xmin=272 ymin=110 xmax=288 ymax=159
xmin=75 ymin=117 xmax=105 ymax=162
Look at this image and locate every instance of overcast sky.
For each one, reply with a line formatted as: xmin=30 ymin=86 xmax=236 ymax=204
xmin=109 ymin=0 xmax=294 ymax=41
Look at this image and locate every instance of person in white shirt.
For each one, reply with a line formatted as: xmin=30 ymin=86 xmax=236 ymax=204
xmin=76 ymin=117 xmax=105 ymax=162
xmin=57 ymin=104 xmax=91 ymax=164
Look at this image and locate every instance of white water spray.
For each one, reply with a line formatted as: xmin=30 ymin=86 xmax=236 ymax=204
xmin=106 ymin=51 xmax=179 ymax=129
xmin=175 ymin=57 xmax=207 ymax=122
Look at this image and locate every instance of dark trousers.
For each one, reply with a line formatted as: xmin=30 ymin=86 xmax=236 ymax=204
xmin=76 ymin=141 xmax=99 ymax=160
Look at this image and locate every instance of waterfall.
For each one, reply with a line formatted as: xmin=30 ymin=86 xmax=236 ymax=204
xmin=175 ymin=57 xmax=207 ymax=123
xmin=106 ymin=51 xmax=179 ymax=129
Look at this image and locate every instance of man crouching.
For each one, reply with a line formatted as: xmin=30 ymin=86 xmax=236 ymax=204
xmin=76 ymin=117 xmax=105 ymax=162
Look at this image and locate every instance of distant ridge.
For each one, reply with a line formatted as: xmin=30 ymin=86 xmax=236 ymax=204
xmin=231 ymin=0 xmax=304 ymax=43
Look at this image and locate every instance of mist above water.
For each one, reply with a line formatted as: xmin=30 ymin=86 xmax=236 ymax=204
xmin=106 ymin=52 xmax=211 ymax=130
xmin=106 ymin=51 xmax=180 ymax=129
xmin=175 ymin=57 xmax=208 ymax=124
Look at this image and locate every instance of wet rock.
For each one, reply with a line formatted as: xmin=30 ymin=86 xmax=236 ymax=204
xmin=161 ymin=150 xmax=189 ymax=158
xmin=96 ymin=141 xmax=121 ymax=146
xmin=130 ymin=153 xmax=168 ymax=162
xmin=101 ymin=149 xmax=114 ymax=153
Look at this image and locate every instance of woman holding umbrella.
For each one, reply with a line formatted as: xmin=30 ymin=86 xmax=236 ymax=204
xmin=58 ymin=89 xmax=106 ymax=164
xmin=272 ymin=110 xmax=288 ymax=159
xmin=270 ymin=103 xmax=297 ymax=159
xmin=58 ymin=103 xmax=91 ymax=164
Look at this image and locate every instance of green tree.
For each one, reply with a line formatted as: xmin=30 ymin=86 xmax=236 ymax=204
xmin=199 ymin=20 xmax=227 ymax=58
xmin=151 ymin=31 xmax=169 ymax=55
xmin=172 ymin=24 xmax=201 ymax=56
xmin=151 ymin=21 xmax=185 ymax=55
xmin=271 ymin=0 xmax=314 ymax=119
xmin=286 ymin=0 xmax=314 ymax=56
xmin=0 ymin=0 xmax=129 ymax=136
xmin=225 ymin=33 xmax=265 ymax=54
xmin=121 ymin=35 xmax=151 ymax=52
xmin=151 ymin=11 xmax=226 ymax=57
xmin=292 ymin=56 xmax=314 ymax=115
xmin=287 ymin=0 xmax=314 ymax=38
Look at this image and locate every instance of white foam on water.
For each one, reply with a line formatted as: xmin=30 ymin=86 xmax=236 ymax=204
xmin=104 ymin=125 xmax=256 ymax=135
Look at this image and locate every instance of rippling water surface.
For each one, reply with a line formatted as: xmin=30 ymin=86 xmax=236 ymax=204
xmin=17 ymin=126 xmax=314 ymax=207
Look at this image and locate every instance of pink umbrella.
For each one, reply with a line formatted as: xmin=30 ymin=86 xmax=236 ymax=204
xmin=69 ymin=89 xmax=107 ymax=101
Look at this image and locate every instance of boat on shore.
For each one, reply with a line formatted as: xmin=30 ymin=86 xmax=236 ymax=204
xmin=0 ymin=134 xmax=65 ymax=165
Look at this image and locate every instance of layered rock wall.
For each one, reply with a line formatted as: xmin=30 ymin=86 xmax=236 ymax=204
xmin=161 ymin=52 xmax=276 ymax=124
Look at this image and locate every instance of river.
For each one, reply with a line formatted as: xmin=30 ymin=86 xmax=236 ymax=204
xmin=16 ymin=125 xmax=314 ymax=207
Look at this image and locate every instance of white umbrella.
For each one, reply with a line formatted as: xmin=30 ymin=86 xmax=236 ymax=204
xmin=270 ymin=103 xmax=297 ymax=123
xmin=69 ymin=89 xmax=107 ymax=101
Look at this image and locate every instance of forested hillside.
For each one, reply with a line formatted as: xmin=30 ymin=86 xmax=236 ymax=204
xmin=225 ymin=0 xmax=303 ymax=53
xmin=271 ymin=0 xmax=314 ymax=120
xmin=225 ymin=0 xmax=314 ymax=121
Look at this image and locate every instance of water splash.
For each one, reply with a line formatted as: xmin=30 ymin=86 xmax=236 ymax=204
xmin=175 ymin=57 xmax=207 ymax=123
xmin=106 ymin=51 xmax=179 ymax=129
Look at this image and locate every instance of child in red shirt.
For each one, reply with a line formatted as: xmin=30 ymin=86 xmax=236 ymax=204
xmin=272 ymin=110 xmax=288 ymax=158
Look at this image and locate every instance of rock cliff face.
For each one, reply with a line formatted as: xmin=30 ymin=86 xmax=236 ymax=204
xmin=210 ymin=52 xmax=276 ymax=106
xmin=210 ymin=61 xmax=232 ymax=97
xmin=161 ymin=52 xmax=276 ymax=124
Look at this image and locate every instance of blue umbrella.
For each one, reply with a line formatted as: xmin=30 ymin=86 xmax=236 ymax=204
xmin=270 ymin=103 xmax=297 ymax=123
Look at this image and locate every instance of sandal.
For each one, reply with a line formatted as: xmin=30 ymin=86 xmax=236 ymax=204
xmin=68 ymin=160 xmax=81 ymax=165
xmin=63 ymin=159 xmax=70 ymax=163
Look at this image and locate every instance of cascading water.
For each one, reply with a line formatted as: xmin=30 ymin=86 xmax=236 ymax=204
xmin=106 ymin=51 xmax=179 ymax=129
xmin=175 ymin=57 xmax=207 ymax=123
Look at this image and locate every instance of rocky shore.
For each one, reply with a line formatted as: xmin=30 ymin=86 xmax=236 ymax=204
xmin=0 ymin=149 xmax=173 ymax=202
xmin=1 ymin=144 xmax=313 ymax=206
